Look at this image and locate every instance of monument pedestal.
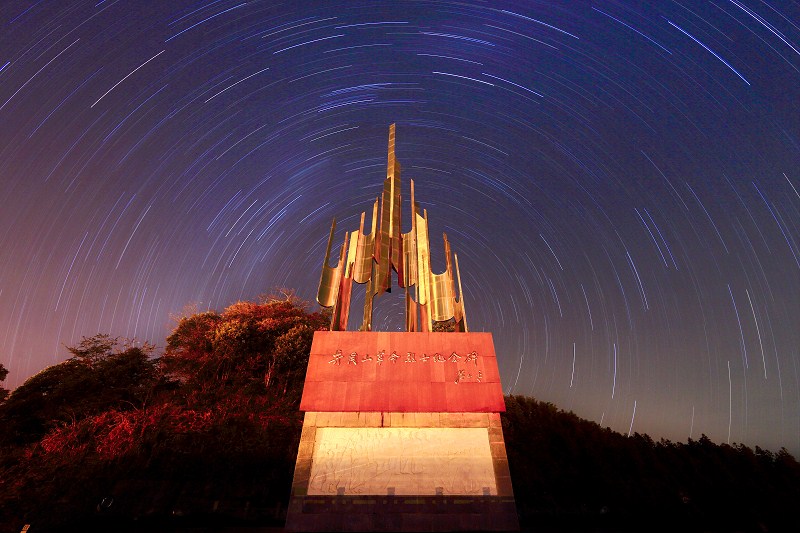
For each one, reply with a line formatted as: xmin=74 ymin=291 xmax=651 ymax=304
xmin=285 ymin=332 xmax=519 ymax=532
xmin=288 ymin=125 xmax=518 ymax=530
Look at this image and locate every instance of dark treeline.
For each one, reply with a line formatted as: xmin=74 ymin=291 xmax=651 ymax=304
xmin=0 ymin=295 xmax=798 ymax=532
xmin=503 ymin=396 xmax=800 ymax=532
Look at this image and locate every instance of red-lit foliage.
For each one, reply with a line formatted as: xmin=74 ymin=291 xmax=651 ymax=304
xmin=0 ymin=291 xmax=329 ymax=530
xmin=0 ymin=337 xmax=159 ymax=447
xmin=162 ymin=292 xmax=329 ymax=405
xmin=34 ymin=395 xmax=299 ymax=463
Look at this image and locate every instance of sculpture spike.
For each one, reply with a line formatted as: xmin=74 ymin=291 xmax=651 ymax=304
xmin=454 ymin=252 xmax=468 ymax=332
xmin=316 ymin=125 xmax=469 ymax=332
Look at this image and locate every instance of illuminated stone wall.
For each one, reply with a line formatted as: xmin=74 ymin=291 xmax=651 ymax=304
xmin=292 ymin=411 xmax=514 ymax=498
xmin=308 ymin=427 xmax=497 ymax=496
xmin=286 ymin=411 xmax=518 ymax=531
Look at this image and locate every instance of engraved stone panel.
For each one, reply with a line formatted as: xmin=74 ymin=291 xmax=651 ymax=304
xmin=301 ymin=331 xmax=505 ymax=412
xmin=307 ymin=427 xmax=497 ymax=496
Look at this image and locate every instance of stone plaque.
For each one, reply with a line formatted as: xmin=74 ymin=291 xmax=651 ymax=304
xmin=308 ymin=427 xmax=497 ymax=496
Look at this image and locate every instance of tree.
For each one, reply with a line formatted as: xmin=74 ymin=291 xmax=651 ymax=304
xmin=0 ymin=335 xmax=158 ymax=446
xmin=0 ymin=363 xmax=8 ymax=403
xmin=162 ymin=290 xmax=329 ymax=406
xmin=0 ymin=292 xmax=330 ymax=530
xmin=65 ymin=333 xmax=119 ymax=364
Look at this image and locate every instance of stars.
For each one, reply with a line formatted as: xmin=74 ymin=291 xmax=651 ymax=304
xmin=664 ymin=18 xmax=750 ymax=86
xmin=0 ymin=0 xmax=798 ymax=457
xmin=91 ymin=50 xmax=166 ymax=108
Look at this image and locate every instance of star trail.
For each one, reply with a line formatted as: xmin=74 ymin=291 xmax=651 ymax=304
xmin=1 ymin=1 xmax=799 ymax=455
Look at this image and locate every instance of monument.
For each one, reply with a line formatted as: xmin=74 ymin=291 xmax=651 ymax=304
xmin=286 ymin=125 xmax=519 ymax=532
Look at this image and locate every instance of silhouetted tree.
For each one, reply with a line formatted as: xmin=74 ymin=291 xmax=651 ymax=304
xmin=502 ymin=395 xmax=800 ymax=532
xmin=0 ymin=336 xmax=158 ymax=447
xmin=0 ymin=363 xmax=8 ymax=403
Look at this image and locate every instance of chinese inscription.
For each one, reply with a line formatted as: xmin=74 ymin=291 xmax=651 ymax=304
xmin=456 ymin=368 xmax=483 ymax=384
xmin=326 ymin=348 xmax=483 ymax=383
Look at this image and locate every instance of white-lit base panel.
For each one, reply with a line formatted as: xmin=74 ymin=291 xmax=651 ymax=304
xmin=307 ymin=427 xmax=497 ymax=496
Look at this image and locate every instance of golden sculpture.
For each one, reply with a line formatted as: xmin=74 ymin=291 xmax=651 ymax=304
xmin=317 ymin=124 xmax=468 ymax=332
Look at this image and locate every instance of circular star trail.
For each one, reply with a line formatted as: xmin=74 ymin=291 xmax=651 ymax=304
xmin=1 ymin=1 xmax=799 ymax=454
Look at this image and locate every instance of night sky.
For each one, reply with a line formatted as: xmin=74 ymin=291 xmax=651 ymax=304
xmin=1 ymin=1 xmax=799 ymax=454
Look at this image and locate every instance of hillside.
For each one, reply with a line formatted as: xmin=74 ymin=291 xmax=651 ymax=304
xmin=503 ymin=395 xmax=800 ymax=532
xmin=1 ymin=295 xmax=798 ymax=532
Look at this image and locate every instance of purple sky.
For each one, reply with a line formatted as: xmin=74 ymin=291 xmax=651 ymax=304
xmin=1 ymin=1 xmax=799 ymax=454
